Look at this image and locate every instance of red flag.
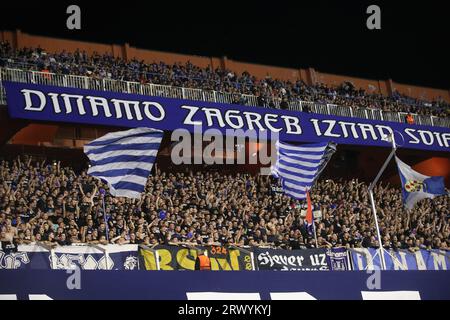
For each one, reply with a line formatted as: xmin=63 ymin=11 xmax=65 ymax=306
xmin=306 ymin=191 xmax=313 ymax=225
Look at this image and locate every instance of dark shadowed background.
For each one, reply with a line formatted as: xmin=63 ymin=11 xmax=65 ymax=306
xmin=1 ymin=0 xmax=448 ymax=88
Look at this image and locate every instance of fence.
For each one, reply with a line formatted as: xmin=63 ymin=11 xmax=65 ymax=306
xmin=0 ymin=67 xmax=449 ymax=128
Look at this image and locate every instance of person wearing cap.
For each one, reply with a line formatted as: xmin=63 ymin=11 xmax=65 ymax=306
xmin=194 ymin=249 xmax=211 ymax=271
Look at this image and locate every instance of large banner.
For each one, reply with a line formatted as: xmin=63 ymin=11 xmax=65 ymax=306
xmin=140 ymin=245 xmax=253 ymax=271
xmin=4 ymin=81 xmax=450 ymax=152
xmin=1 ymin=270 xmax=450 ymax=300
xmin=254 ymin=248 xmax=330 ymax=271
xmin=0 ymin=244 xmax=139 ymax=270
xmin=350 ymin=248 xmax=450 ymax=270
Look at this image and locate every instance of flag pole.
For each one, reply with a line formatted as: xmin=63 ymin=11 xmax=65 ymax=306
xmin=367 ymin=133 xmax=397 ymax=270
xmin=306 ymin=190 xmax=318 ymax=248
xmin=313 ymin=216 xmax=319 ymax=249
xmin=99 ymin=188 xmax=109 ymax=243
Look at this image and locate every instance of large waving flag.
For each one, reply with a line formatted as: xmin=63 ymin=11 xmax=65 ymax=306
xmin=272 ymin=141 xmax=336 ymax=200
xmin=84 ymin=127 xmax=163 ymax=198
xmin=395 ymin=156 xmax=446 ymax=209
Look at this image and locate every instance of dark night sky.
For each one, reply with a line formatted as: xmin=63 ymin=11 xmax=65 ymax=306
xmin=1 ymin=1 xmax=449 ymax=89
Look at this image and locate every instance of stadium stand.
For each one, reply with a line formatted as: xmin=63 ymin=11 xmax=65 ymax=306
xmin=0 ymin=40 xmax=449 ymax=120
xmin=1 ymin=155 xmax=448 ymax=251
xmin=0 ymin=35 xmax=448 ymax=256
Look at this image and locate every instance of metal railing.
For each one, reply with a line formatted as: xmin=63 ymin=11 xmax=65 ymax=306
xmin=0 ymin=67 xmax=449 ymax=128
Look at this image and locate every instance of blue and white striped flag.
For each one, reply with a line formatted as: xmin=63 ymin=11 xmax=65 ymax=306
xmin=84 ymin=127 xmax=163 ymax=199
xmin=272 ymin=141 xmax=336 ymax=200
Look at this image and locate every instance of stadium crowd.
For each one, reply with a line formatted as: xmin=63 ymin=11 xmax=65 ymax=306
xmin=1 ymin=41 xmax=449 ymax=118
xmin=0 ymin=155 xmax=448 ymax=252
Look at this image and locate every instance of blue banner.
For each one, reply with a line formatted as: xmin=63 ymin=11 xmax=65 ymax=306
xmin=350 ymin=248 xmax=450 ymax=270
xmin=327 ymin=247 xmax=350 ymax=270
xmin=4 ymin=81 xmax=450 ymax=152
xmin=0 ymin=244 xmax=139 ymax=270
xmin=1 ymin=270 xmax=449 ymax=299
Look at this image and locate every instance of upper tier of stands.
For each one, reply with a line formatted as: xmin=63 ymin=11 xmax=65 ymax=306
xmin=1 ymin=41 xmax=449 ymax=128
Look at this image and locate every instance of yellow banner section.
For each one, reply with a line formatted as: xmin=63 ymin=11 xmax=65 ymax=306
xmin=140 ymin=245 xmax=253 ymax=270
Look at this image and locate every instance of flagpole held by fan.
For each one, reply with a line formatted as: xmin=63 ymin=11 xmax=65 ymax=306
xmin=306 ymin=190 xmax=318 ymax=248
xmin=99 ymin=187 xmax=109 ymax=242
xmin=367 ymin=132 xmax=397 ymax=271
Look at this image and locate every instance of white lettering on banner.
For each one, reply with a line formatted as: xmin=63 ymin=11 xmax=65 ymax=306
xmin=404 ymin=128 xmax=421 ymax=144
xmin=443 ymin=133 xmax=450 ymax=147
xmin=181 ymin=105 xmax=202 ymax=125
xmin=142 ymin=102 xmax=165 ymax=121
xmin=353 ymin=248 xmax=450 ymax=270
xmin=352 ymin=248 xmax=375 ymax=270
xmin=265 ymin=114 xmax=282 ymax=132
xmin=13 ymin=89 xmax=450 ymax=150
xmin=48 ymin=93 xmax=86 ymax=115
xmin=257 ymin=252 xmax=322 ymax=271
xmin=21 ymin=89 xmax=46 ymax=111
xmin=85 ymin=96 xmax=111 ymax=117
xmin=281 ymin=115 xmax=302 ymax=134
xmin=404 ymin=128 xmax=450 ymax=148
xmin=418 ymin=130 xmax=434 ymax=146
xmin=243 ymin=112 xmax=265 ymax=131
xmin=338 ymin=121 xmax=359 ymax=138
xmin=48 ymin=93 xmax=62 ymax=113
xmin=310 ymin=119 xmax=390 ymax=141
xmin=375 ymin=125 xmax=393 ymax=141
xmin=0 ymin=251 xmax=30 ymax=269
xmin=310 ymin=119 xmax=323 ymax=136
xmin=61 ymin=94 xmax=85 ymax=115
xmin=202 ymin=108 xmax=226 ymax=127
xmin=322 ymin=120 xmax=340 ymax=137
xmin=225 ymin=110 xmax=244 ymax=129
xmin=391 ymin=251 xmax=408 ymax=270
xmin=111 ymin=99 xmax=143 ymax=120
xmin=414 ymin=251 xmax=427 ymax=270
xmin=357 ymin=123 xmax=378 ymax=140
xmin=433 ymin=132 xmax=444 ymax=147
xmin=431 ymin=251 xmax=447 ymax=270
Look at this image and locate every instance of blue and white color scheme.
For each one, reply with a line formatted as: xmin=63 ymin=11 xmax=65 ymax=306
xmin=395 ymin=156 xmax=446 ymax=209
xmin=350 ymin=248 xmax=450 ymax=271
xmin=272 ymin=141 xmax=336 ymax=199
xmin=4 ymin=82 xmax=450 ymax=152
xmin=84 ymin=127 xmax=163 ymax=198
xmin=0 ymin=244 xmax=139 ymax=270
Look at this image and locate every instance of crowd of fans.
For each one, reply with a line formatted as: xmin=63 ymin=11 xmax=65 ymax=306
xmin=0 ymin=155 xmax=448 ymax=252
xmin=1 ymin=41 xmax=449 ymax=119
